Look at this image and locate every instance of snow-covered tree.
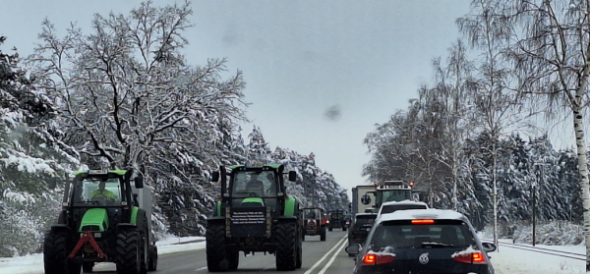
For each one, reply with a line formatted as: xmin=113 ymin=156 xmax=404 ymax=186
xmin=27 ymin=0 xmax=248 ymax=236
xmin=247 ymin=125 xmax=272 ymax=165
xmin=493 ymin=0 xmax=590 ymax=268
xmin=0 ymin=36 xmax=78 ymax=256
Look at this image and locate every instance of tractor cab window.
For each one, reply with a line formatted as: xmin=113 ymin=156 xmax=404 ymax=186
xmin=232 ymin=170 xmax=277 ymax=197
xmin=74 ymin=177 xmax=122 ymax=205
xmin=303 ymin=209 xmax=321 ymax=219
xmin=382 ymin=190 xmax=413 ymax=202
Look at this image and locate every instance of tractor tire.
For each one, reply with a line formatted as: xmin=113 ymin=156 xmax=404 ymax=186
xmin=227 ymin=248 xmax=239 ymax=270
xmin=116 ymin=229 xmax=142 ymax=274
xmin=148 ymin=245 xmax=158 ymax=271
xmin=343 ymin=226 xmax=347 ymax=231
xmin=83 ymin=262 xmax=93 ymax=272
xmin=275 ymin=222 xmax=297 ymax=271
xmin=43 ymin=230 xmax=81 ymax=274
xmin=328 ymin=227 xmax=333 ymax=232
xmin=206 ymin=223 xmax=228 ymax=272
xmin=295 ymin=229 xmax=302 ymax=269
xmin=138 ymin=213 xmax=149 ymax=274
xmin=320 ymin=227 xmax=326 ymax=242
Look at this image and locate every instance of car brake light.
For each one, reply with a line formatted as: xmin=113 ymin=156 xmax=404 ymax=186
xmin=362 ymin=253 xmax=394 ymax=265
xmin=453 ymin=252 xmax=487 ymax=264
xmin=411 ymin=219 xmax=434 ymax=224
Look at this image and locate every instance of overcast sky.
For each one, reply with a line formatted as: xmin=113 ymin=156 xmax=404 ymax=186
xmin=2 ymin=0 xmax=519 ymax=198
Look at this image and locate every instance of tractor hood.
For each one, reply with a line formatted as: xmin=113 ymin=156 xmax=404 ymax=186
xmin=79 ymin=208 xmax=109 ymax=232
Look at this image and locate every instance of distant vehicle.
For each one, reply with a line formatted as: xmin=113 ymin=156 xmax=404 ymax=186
xmin=376 ymin=200 xmax=428 ymax=220
xmin=346 ymin=213 xmax=377 ymax=256
xmin=301 ymin=207 xmax=328 ymax=241
xmin=328 ymin=209 xmax=347 ymax=231
xmin=346 ymin=208 xmax=497 ymax=274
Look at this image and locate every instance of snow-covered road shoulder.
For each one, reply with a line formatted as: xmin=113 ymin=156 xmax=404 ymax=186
xmin=0 ymin=235 xmax=206 ymax=274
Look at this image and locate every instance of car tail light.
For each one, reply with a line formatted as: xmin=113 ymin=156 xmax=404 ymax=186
xmin=411 ymin=219 xmax=434 ymax=224
xmin=453 ymin=251 xmax=487 ymax=264
xmin=362 ymin=253 xmax=394 ymax=265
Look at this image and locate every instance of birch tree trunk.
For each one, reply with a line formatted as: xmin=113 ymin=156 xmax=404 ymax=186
xmin=492 ymin=142 xmax=498 ymax=251
xmin=572 ymin=102 xmax=590 ymax=271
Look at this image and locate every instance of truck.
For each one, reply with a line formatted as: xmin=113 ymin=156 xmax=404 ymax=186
xmin=369 ymin=180 xmax=415 ymax=213
xmin=350 ymin=185 xmax=377 ymax=215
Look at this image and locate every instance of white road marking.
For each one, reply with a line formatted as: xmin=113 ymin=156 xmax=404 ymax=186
xmin=303 ymin=235 xmax=347 ymax=274
xmin=195 ymin=266 xmax=207 ymax=271
xmin=317 ymin=238 xmax=349 ymax=274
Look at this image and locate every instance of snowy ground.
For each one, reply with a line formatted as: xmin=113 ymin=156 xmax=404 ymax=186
xmin=479 ymin=235 xmax=587 ymax=274
xmin=1 ymin=233 xmax=588 ymax=273
xmin=0 ymin=234 xmax=205 ymax=274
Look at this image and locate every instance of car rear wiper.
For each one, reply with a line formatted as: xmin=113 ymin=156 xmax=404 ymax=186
xmin=418 ymin=242 xmax=454 ymax=248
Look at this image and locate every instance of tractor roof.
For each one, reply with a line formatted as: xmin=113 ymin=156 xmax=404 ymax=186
xmin=229 ymin=164 xmax=282 ymax=169
xmin=72 ymin=169 xmax=128 ymax=176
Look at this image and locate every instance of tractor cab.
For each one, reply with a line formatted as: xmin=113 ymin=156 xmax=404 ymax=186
xmin=229 ymin=168 xmax=279 ymax=209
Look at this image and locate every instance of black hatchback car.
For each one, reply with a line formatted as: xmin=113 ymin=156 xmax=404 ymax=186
xmin=345 ymin=209 xmax=496 ymax=274
xmin=347 ymin=213 xmax=377 ymax=252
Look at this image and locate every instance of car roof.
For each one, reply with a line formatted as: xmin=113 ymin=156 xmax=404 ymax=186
xmin=355 ymin=213 xmax=377 ymax=217
xmin=376 ymin=208 xmax=467 ymax=222
xmin=380 ymin=200 xmax=429 ymax=207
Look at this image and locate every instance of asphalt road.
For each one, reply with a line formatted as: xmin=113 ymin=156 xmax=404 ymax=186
xmin=72 ymin=230 xmax=354 ymax=274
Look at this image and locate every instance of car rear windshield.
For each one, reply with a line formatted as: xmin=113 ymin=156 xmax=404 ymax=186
xmin=355 ymin=215 xmax=376 ymax=225
xmin=368 ymin=219 xmax=475 ymax=250
xmin=380 ymin=204 xmax=427 ymax=214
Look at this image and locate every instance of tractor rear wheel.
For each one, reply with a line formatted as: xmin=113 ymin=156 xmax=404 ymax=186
xmin=206 ymin=223 xmax=227 ymax=272
xmin=116 ymin=229 xmax=142 ymax=274
xmin=320 ymin=227 xmax=326 ymax=242
xmin=43 ymin=230 xmax=80 ymax=274
xmin=275 ymin=222 xmax=297 ymax=271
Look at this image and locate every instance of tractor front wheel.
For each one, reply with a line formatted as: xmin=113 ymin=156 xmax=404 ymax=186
xmin=295 ymin=228 xmax=302 ymax=269
xmin=43 ymin=230 xmax=81 ymax=274
xmin=275 ymin=222 xmax=297 ymax=271
xmin=206 ymin=223 xmax=228 ymax=272
xmin=227 ymin=248 xmax=239 ymax=270
xmin=116 ymin=229 xmax=142 ymax=274
xmin=148 ymin=245 xmax=158 ymax=271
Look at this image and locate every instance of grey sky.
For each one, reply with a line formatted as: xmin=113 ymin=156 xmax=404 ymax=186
xmin=3 ymin=0 xmax=481 ymax=198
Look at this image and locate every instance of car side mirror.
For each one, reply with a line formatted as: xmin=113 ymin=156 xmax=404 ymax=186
xmin=288 ymin=171 xmax=297 ymax=182
xmin=134 ymin=177 xmax=144 ymax=188
xmin=211 ymin=171 xmax=219 ymax=182
xmin=481 ymin=242 xmax=496 ymax=253
xmin=345 ymin=244 xmax=360 ymax=255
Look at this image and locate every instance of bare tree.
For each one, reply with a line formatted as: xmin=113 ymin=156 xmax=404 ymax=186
xmin=456 ymin=0 xmax=517 ymax=249
xmin=431 ymin=40 xmax=479 ymax=210
xmin=496 ymin=0 xmax=590 ymax=269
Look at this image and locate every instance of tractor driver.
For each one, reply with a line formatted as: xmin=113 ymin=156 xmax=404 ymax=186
xmin=246 ymin=173 xmax=264 ymax=196
xmin=90 ymin=180 xmax=117 ymax=202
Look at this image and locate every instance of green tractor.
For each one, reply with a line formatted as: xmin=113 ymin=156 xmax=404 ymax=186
xmin=206 ymin=164 xmax=303 ymax=272
xmin=43 ymin=169 xmax=158 ymax=274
